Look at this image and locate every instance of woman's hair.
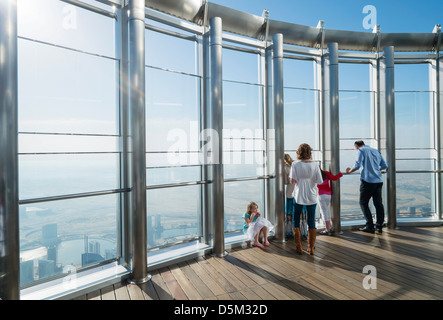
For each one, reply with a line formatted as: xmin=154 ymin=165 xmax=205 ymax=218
xmin=284 ymin=153 xmax=293 ymax=166
xmin=296 ymin=143 xmax=312 ymax=160
xmin=246 ymin=201 xmax=258 ymax=214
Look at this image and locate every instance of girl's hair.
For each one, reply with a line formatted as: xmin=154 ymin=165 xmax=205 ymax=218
xmin=320 ymin=166 xmax=327 ymax=180
xmin=284 ymin=153 xmax=293 ymax=166
xmin=246 ymin=201 xmax=258 ymax=214
xmin=296 ymin=143 xmax=312 ymax=160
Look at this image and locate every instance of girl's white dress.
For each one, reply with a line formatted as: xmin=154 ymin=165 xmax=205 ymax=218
xmin=244 ymin=217 xmax=274 ymax=242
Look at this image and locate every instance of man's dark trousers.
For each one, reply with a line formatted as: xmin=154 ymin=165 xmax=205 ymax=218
xmin=359 ymin=179 xmax=384 ymax=229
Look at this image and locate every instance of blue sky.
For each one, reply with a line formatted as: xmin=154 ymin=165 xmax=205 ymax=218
xmin=210 ymin=0 xmax=443 ymax=33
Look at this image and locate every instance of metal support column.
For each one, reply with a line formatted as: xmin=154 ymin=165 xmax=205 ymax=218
xmin=0 ymin=0 xmax=19 ymax=300
xmin=127 ymin=0 xmax=150 ymax=283
xmin=384 ymin=46 xmax=397 ymax=229
xmin=328 ymin=43 xmax=341 ymax=234
xmin=209 ymin=17 xmax=226 ymax=257
xmin=116 ymin=3 xmax=131 ymax=269
xmin=272 ymin=33 xmax=285 ymax=241
xmin=434 ymin=25 xmax=442 ymax=220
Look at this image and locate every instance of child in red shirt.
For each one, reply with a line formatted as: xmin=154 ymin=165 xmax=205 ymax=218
xmin=318 ymin=168 xmax=343 ymax=235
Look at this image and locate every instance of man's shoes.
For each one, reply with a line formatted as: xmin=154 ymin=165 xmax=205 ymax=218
xmin=359 ymin=226 xmax=375 ymax=234
xmin=376 ymin=226 xmax=383 ymax=234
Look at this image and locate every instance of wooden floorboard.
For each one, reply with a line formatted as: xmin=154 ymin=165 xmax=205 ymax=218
xmin=72 ymin=226 xmax=443 ymax=300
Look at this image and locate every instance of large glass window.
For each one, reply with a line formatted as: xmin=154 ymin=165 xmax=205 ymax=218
xmin=145 ymin=23 xmax=202 ymax=248
xmin=222 ymin=47 xmax=266 ymax=231
xmin=18 ymin=0 xmax=119 ymax=286
xmin=395 ymin=63 xmax=436 ymax=219
xmin=339 ymin=62 xmax=375 ymax=220
xmin=283 ymin=56 xmax=321 ymax=221
xmin=283 ymin=58 xmax=320 ymax=160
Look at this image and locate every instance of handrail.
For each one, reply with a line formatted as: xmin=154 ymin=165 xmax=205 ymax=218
xmin=146 ymin=180 xmax=209 ymax=190
xmin=19 ymin=188 xmax=130 ymax=205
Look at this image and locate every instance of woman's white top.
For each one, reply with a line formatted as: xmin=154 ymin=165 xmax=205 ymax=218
xmin=284 ymin=164 xmax=295 ymax=198
xmin=289 ymin=160 xmax=323 ymax=205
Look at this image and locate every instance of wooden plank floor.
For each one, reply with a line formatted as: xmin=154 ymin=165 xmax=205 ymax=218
xmin=73 ymin=226 xmax=443 ymax=300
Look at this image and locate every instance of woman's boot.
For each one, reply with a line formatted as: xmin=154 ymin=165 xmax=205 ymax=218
xmin=292 ymin=228 xmax=303 ymax=254
xmin=307 ymin=228 xmax=317 ymax=255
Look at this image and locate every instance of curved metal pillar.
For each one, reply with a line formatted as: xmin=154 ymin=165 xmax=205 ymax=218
xmin=0 ymin=0 xmax=19 ymax=300
xmin=209 ymin=17 xmax=226 ymax=257
xmin=383 ymin=46 xmax=397 ymax=229
xmin=328 ymin=43 xmax=342 ymax=234
xmin=127 ymin=0 xmax=150 ymax=284
xmin=272 ymin=33 xmax=285 ymax=242
xmin=437 ymin=48 xmax=443 ymax=221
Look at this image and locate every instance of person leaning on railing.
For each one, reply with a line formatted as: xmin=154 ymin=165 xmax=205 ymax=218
xmin=345 ymin=140 xmax=388 ymax=234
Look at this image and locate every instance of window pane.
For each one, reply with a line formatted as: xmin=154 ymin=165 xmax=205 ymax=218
xmin=340 ymin=173 xmax=371 ymax=219
xmin=223 ymin=82 xmax=262 ymax=131
xmin=20 ymin=194 xmax=119 ymax=285
xmin=147 ymin=186 xmax=201 ymax=249
xmin=146 ymin=68 xmax=200 ymax=153
xmin=18 ymin=0 xmax=115 ymax=57
xmin=223 ymin=49 xmax=259 ymax=84
xmin=19 ymin=153 xmax=119 ymax=200
xmin=145 ymin=29 xmax=196 ymax=74
xmin=395 ymin=92 xmax=434 ymax=149
xmin=223 ymin=81 xmax=264 ymax=178
xmin=397 ymin=173 xmax=435 ymax=217
xmin=18 ymin=39 xmax=118 ymax=135
xmin=339 ymin=63 xmax=370 ymax=90
xmin=19 ymin=134 xmax=118 ymax=154
xmin=395 ymin=64 xmax=429 ymax=91
xmin=284 ymin=58 xmax=315 ymax=89
xmin=224 ymin=150 xmax=266 ymax=179
xmin=284 ymin=88 xmax=319 ymax=151
xmin=147 ymin=165 xmax=201 ymax=186
xmin=339 ymin=91 xmax=374 ymax=139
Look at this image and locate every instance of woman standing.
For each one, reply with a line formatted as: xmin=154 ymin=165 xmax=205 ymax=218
xmin=284 ymin=154 xmax=295 ymax=238
xmin=289 ymin=144 xmax=323 ymax=255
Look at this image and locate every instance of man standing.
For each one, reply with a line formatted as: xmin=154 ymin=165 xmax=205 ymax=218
xmin=346 ymin=141 xmax=388 ymax=234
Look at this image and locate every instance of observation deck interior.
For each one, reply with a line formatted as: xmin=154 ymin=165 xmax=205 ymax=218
xmin=73 ymin=226 xmax=443 ymax=300
xmin=1 ymin=0 xmax=443 ymax=301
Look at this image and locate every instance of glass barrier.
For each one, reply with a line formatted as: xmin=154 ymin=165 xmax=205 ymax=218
xmin=145 ymin=67 xmax=200 ymax=152
xmin=339 ymin=90 xmax=374 ymax=139
xmin=222 ymin=48 xmax=260 ymax=84
xmin=19 ymin=153 xmax=119 ymax=200
xmin=145 ymin=27 xmax=197 ymax=75
xmin=18 ymin=39 xmax=118 ymax=135
xmin=395 ymin=91 xmax=434 ymax=149
xmin=17 ymin=0 xmax=115 ymax=57
xmin=396 ymin=172 xmax=436 ymax=217
xmin=147 ymin=185 xmax=201 ymax=249
xmin=17 ymin=0 xmax=120 ymax=288
xmin=284 ymin=88 xmax=319 ymax=151
xmin=19 ymin=194 xmax=119 ymax=285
